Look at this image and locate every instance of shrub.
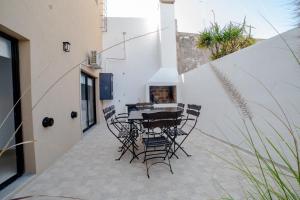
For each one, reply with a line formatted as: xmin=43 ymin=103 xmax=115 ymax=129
xmin=196 ymin=19 xmax=256 ymax=60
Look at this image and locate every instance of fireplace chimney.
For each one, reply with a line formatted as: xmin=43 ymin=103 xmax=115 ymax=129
xmin=159 ymin=0 xmax=177 ymax=70
xmin=146 ymin=0 xmax=180 ymax=106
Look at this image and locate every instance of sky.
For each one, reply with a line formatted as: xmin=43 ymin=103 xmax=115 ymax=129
xmin=107 ymin=0 xmax=298 ymax=39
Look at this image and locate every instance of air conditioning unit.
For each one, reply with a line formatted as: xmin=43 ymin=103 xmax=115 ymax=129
xmin=89 ymin=50 xmax=102 ymax=69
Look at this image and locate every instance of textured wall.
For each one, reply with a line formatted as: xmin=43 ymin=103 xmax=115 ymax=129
xmin=177 ymin=32 xmax=210 ymax=74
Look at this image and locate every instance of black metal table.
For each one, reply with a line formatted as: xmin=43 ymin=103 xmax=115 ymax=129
xmin=128 ymin=107 xmax=180 ymax=121
xmin=125 ymin=104 xmax=138 ymax=114
xmin=127 ymin=107 xmax=181 ymax=163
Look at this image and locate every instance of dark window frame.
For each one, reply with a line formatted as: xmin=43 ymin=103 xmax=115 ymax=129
xmin=0 ymin=31 xmax=24 ymax=190
xmin=81 ymin=71 xmax=97 ymax=132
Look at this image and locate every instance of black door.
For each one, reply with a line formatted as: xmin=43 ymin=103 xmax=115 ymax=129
xmin=0 ymin=32 xmax=24 ymax=190
xmin=81 ymin=72 xmax=96 ymax=132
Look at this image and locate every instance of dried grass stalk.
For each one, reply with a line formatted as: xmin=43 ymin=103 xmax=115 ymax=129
xmin=210 ymin=63 xmax=253 ymax=120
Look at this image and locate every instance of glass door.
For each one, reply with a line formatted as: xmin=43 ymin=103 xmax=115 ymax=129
xmin=80 ymin=72 xmax=96 ymax=132
xmin=87 ymin=77 xmax=96 ymax=127
xmin=0 ymin=33 xmax=24 ymax=190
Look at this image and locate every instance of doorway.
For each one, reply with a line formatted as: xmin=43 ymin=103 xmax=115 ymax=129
xmin=80 ymin=72 xmax=96 ymax=132
xmin=0 ymin=32 xmax=24 ymax=190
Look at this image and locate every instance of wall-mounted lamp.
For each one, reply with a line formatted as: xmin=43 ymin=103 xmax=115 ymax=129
xmin=71 ymin=111 xmax=78 ymax=119
xmin=42 ymin=117 xmax=54 ymax=128
xmin=63 ymin=41 xmax=71 ymax=52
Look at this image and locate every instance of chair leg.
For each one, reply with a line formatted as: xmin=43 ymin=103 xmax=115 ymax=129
xmin=169 ymin=145 xmax=186 ymax=159
xmin=169 ymin=148 xmax=179 ymax=159
xmin=118 ymin=138 xmax=130 ymax=152
xmin=116 ymin=141 xmax=135 ymax=161
xmin=164 ymin=138 xmax=179 ymax=159
xmin=115 ymin=148 xmax=127 ymax=161
xmin=166 ymin=145 xmax=173 ymax=174
xmin=143 ymin=142 xmax=147 ymax=163
xmin=168 ymin=155 xmax=173 ymax=174
xmin=180 ymin=146 xmax=192 ymax=157
xmin=146 ymin=158 xmax=150 ymax=178
xmin=173 ymin=139 xmax=179 ymax=159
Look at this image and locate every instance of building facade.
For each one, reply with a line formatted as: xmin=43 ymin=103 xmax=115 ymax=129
xmin=0 ymin=0 xmax=104 ymax=191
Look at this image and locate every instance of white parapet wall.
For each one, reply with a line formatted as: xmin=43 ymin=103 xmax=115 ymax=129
xmin=181 ymin=28 xmax=300 ymax=167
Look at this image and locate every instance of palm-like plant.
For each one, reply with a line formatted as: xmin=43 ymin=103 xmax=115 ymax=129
xmin=196 ymin=19 xmax=255 ymax=60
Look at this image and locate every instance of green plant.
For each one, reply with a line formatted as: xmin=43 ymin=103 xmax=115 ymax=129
xmin=196 ymin=19 xmax=256 ymax=60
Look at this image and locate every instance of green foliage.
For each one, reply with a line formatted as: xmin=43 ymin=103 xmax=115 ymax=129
xmin=196 ymin=19 xmax=256 ymax=60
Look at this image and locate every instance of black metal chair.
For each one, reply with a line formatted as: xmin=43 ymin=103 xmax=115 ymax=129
xmin=177 ymin=103 xmax=185 ymax=111
xmin=169 ymin=104 xmax=201 ymax=158
xmin=177 ymin=103 xmax=186 ymax=123
xmin=132 ymin=103 xmax=154 ymax=132
xmin=142 ymin=111 xmax=182 ymax=178
xmin=103 ymin=105 xmax=138 ymax=160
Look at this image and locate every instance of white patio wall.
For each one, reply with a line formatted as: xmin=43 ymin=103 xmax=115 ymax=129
xmin=181 ymin=28 xmax=300 ymax=166
xmin=102 ymin=17 xmax=161 ymax=113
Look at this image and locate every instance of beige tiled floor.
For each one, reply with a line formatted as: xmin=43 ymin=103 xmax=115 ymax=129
xmin=13 ymin=124 xmax=252 ymax=200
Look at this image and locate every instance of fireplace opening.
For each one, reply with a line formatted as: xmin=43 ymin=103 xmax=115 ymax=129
xmin=150 ymin=86 xmax=177 ymax=104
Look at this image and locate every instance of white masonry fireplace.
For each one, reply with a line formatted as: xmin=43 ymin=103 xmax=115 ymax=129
xmin=146 ymin=0 xmax=180 ymax=107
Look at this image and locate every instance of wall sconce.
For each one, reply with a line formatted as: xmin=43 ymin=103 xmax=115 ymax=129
xmin=71 ymin=111 xmax=78 ymax=119
xmin=63 ymin=42 xmax=71 ymax=52
xmin=42 ymin=117 xmax=54 ymax=128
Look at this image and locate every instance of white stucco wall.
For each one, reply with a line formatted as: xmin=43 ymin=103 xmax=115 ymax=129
xmin=102 ymin=17 xmax=161 ymax=113
xmin=0 ymin=0 xmax=103 ymax=173
xmin=181 ymin=28 xmax=300 ymax=166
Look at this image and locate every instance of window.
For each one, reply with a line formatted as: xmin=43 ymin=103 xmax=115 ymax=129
xmin=81 ymin=72 xmax=96 ymax=132
xmin=0 ymin=32 xmax=24 ymax=190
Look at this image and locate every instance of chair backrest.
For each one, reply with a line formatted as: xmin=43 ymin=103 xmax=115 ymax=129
xmin=103 ymin=105 xmax=113 ymax=115
xmin=186 ymin=104 xmax=201 ymax=119
xmin=103 ymin=105 xmax=116 ymax=121
xmin=178 ymin=104 xmax=201 ymax=133
xmin=142 ymin=111 xmax=182 ymax=129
